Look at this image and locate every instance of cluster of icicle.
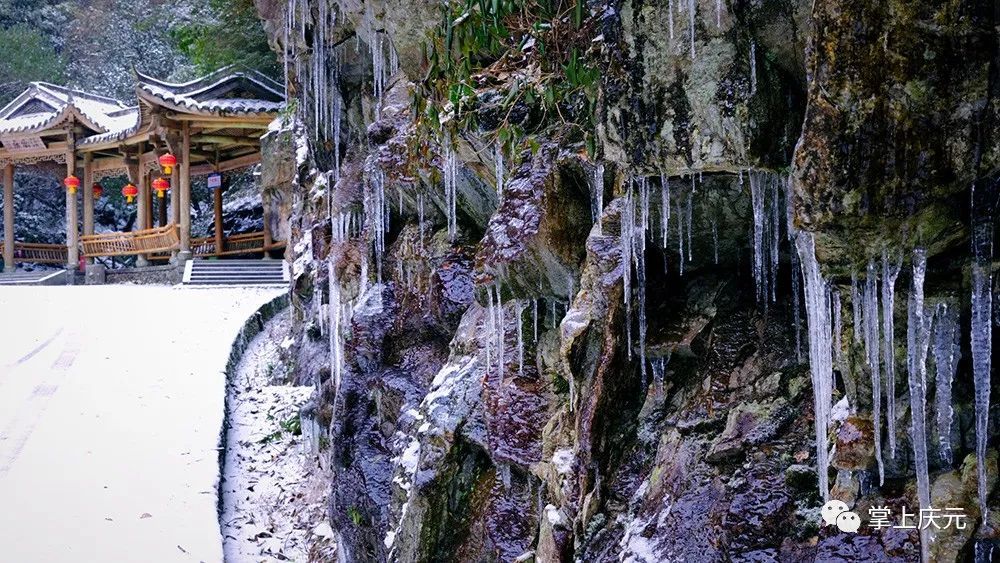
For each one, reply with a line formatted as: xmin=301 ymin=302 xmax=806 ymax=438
xmin=619 ymin=173 xmax=711 ymax=391
xmin=797 ymin=239 xmax=992 ymax=524
xmin=749 ymin=170 xmax=784 ymax=306
xmin=283 ymin=0 xmax=398 ymax=161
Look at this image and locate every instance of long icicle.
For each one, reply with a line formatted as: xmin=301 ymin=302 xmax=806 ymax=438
xmin=971 ymin=180 xmax=993 ymax=519
xmin=881 ymin=250 xmax=901 ymax=459
xmin=863 ymin=260 xmax=883 ymax=485
xmin=795 ymin=232 xmax=834 ymax=500
xmin=907 ymin=248 xmax=932 ymax=563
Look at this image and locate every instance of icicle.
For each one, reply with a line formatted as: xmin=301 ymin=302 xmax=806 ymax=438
xmin=495 ymin=144 xmax=505 ymax=203
xmin=881 ymin=251 xmax=901 ymax=459
xmin=749 ymin=41 xmax=757 ymax=96
xmin=933 ymin=302 xmax=960 ymax=464
xmin=688 ymin=0 xmax=696 ymax=60
xmin=851 ymin=272 xmax=863 ymax=344
xmin=668 ymin=0 xmax=675 ymax=42
xmin=787 ymin=178 xmax=802 ymax=363
xmin=443 ymin=136 xmax=458 ymax=240
xmin=517 ymin=300 xmax=525 ymax=377
xmin=906 ymin=248 xmax=932 ymax=562
xmin=795 ymin=232 xmax=834 ymax=500
xmin=971 ymin=180 xmax=993 ymax=519
xmin=863 ymin=260 xmax=883 ymax=485
xmin=769 ymin=176 xmax=781 ymax=302
xmin=621 ymin=185 xmax=634 ymax=359
xmin=637 ymin=179 xmax=649 ymax=384
xmin=676 ymin=197 xmax=684 ymax=276
xmin=486 ymin=286 xmax=495 ymax=373
xmin=686 ymin=189 xmax=693 ymax=262
xmin=532 ymin=298 xmax=538 ymax=343
xmin=712 ymin=219 xmax=719 ymax=265
xmin=591 ymin=163 xmax=604 ymax=233
xmin=750 ymin=172 xmax=766 ymax=303
xmin=495 ymin=285 xmax=505 ymax=385
xmin=417 ymin=192 xmax=425 ymax=251
xmin=832 ymin=290 xmax=842 ymax=366
xmin=660 ymin=174 xmax=671 ymax=248
xmin=716 ymin=0 xmax=722 ymax=27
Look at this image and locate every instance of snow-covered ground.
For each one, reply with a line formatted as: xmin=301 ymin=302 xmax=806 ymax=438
xmin=220 ymin=310 xmax=335 ymax=562
xmin=0 ymin=285 xmax=283 ymax=563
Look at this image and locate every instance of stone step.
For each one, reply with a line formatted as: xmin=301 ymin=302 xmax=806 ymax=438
xmin=183 ymin=260 xmax=288 ymax=286
xmin=0 ymin=270 xmax=67 ymax=286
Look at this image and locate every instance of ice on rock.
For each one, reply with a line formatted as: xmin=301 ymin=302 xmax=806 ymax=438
xmin=795 ymin=232 xmax=834 ymax=500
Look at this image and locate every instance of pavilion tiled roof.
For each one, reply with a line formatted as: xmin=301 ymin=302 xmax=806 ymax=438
xmin=0 ymin=67 xmax=283 ymax=146
xmin=0 ymin=82 xmax=131 ymax=136
xmin=135 ymin=66 xmax=284 ymax=116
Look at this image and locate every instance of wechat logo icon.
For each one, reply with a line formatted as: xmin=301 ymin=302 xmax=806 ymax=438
xmin=822 ymin=500 xmax=861 ymax=533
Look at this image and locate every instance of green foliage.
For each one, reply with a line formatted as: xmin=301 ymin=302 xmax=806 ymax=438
xmin=347 ymin=506 xmax=364 ymax=527
xmin=172 ymin=0 xmax=279 ymax=78
xmin=0 ymin=25 xmax=65 ymax=104
xmin=420 ymin=0 xmax=601 ymax=161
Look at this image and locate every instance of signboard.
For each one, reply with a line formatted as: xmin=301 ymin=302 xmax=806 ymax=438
xmin=207 ymin=173 xmax=222 ymax=189
xmin=2 ymin=136 xmax=46 ymax=153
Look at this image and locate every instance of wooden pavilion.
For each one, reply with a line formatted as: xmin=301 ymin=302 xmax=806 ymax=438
xmin=0 ymin=66 xmax=285 ymax=274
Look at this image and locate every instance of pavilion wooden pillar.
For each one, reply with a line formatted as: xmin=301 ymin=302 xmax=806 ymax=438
xmin=157 ymin=180 xmax=168 ymax=227
xmin=136 ymin=160 xmax=149 ymax=267
xmin=213 ymin=175 xmax=224 ymax=255
xmin=170 ymin=165 xmax=180 ymax=226
xmin=82 ymin=153 xmax=94 ymax=265
xmin=145 ymin=169 xmax=153 ymax=230
xmin=178 ymin=123 xmax=192 ymax=262
xmin=2 ymin=164 xmax=13 ymax=272
xmin=65 ymin=147 xmax=79 ymax=272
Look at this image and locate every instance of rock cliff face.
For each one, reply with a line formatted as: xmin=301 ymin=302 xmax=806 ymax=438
xmin=254 ymin=0 xmax=999 ymax=560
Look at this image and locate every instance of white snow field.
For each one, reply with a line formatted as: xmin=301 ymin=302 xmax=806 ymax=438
xmin=0 ymin=285 xmax=284 ymax=563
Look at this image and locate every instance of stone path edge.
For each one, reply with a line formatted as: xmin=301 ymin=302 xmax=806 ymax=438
xmin=214 ymin=291 xmax=292 ymax=535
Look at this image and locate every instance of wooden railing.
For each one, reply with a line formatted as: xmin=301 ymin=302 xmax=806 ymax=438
xmin=191 ymin=231 xmax=285 ymax=257
xmin=81 ymin=224 xmax=180 ymax=258
xmin=0 ymin=241 xmax=68 ymax=264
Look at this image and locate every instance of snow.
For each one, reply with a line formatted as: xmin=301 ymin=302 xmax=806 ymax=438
xmin=0 ymin=285 xmax=283 ymax=562
xmin=219 ymin=308 xmax=333 ymax=561
xmin=552 ymin=448 xmax=576 ymax=475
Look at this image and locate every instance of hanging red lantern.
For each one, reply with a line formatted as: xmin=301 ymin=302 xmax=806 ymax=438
xmin=122 ymin=183 xmax=138 ymax=204
xmin=152 ymin=177 xmax=170 ymax=198
xmin=92 ymin=183 xmax=103 ymax=199
xmin=64 ymin=175 xmax=80 ymax=194
xmin=158 ymin=153 xmax=177 ymax=175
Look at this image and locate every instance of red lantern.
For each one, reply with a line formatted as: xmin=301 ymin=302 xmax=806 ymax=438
xmin=122 ymin=183 xmax=138 ymax=204
xmin=64 ymin=175 xmax=80 ymax=194
xmin=152 ymin=177 xmax=170 ymax=198
xmin=92 ymin=183 xmax=103 ymax=199
xmin=158 ymin=153 xmax=177 ymax=175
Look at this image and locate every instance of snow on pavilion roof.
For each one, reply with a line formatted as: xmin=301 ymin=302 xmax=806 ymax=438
xmin=135 ymin=66 xmax=284 ymax=116
xmin=0 ymin=67 xmax=283 ymax=151
xmin=0 ymin=82 xmax=131 ymax=139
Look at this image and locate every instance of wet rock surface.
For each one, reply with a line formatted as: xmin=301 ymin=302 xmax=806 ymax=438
xmin=253 ymin=0 xmax=1000 ymax=559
